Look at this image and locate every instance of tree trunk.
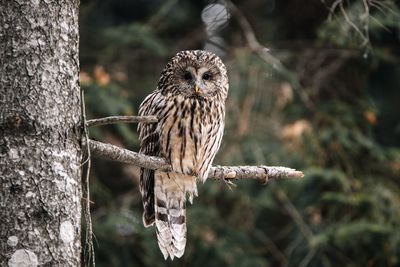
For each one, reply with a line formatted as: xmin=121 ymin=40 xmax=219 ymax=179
xmin=0 ymin=0 xmax=81 ymax=266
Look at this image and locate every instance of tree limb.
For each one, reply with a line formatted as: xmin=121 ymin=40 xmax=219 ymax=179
xmin=88 ymin=139 xmax=304 ymax=182
xmin=88 ymin=139 xmax=171 ymax=171
xmin=86 ymin=115 xmax=158 ymax=127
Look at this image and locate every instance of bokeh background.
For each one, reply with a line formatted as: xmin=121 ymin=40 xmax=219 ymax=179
xmin=80 ymin=0 xmax=400 ymax=266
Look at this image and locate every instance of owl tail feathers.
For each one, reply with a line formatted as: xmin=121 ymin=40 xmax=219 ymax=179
xmin=155 ymin=191 xmax=187 ymax=260
xmin=154 ymin=173 xmax=197 ymax=260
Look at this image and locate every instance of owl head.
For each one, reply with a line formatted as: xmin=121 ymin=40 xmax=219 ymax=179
xmin=157 ymin=50 xmax=229 ymax=100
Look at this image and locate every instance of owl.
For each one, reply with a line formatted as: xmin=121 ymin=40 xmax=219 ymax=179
xmin=138 ymin=50 xmax=228 ymax=259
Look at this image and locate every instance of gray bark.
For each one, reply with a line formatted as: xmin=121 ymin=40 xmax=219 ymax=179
xmin=88 ymin=139 xmax=304 ymax=181
xmin=0 ymin=0 xmax=81 ymax=266
xmin=86 ymin=115 xmax=158 ymax=127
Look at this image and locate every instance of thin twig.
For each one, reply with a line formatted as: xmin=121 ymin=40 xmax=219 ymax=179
xmin=252 ymin=229 xmax=288 ymax=266
xmin=88 ymin=139 xmax=304 ymax=182
xmin=81 ymin=90 xmax=95 ymax=267
xmin=327 ymin=0 xmax=343 ymax=20
xmin=274 ymin=187 xmax=355 ymax=266
xmin=339 ymin=1 xmax=369 ymax=47
xmin=224 ymin=0 xmax=283 ymax=70
xmin=274 ymin=188 xmax=314 ymax=239
xmin=86 ymin=116 xmax=158 ymax=127
xmin=224 ymin=0 xmax=310 ymax=108
xmin=362 ymin=0 xmax=370 ymax=46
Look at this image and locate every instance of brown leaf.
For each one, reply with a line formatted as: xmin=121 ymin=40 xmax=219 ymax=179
xmin=364 ymin=111 xmax=377 ymax=125
xmin=281 ymin=119 xmax=312 ymax=141
xmin=94 ymin=65 xmax=111 ymax=86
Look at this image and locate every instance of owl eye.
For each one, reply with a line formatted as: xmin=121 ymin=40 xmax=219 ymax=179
xmin=202 ymin=72 xmax=212 ymax=81
xmin=183 ymin=71 xmax=192 ymax=81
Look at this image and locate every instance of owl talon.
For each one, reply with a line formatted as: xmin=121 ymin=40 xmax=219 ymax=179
xmin=223 ymin=178 xmax=237 ymax=191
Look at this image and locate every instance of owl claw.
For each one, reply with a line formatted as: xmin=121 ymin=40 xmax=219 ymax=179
xmin=223 ymin=178 xmax=237 ymax=191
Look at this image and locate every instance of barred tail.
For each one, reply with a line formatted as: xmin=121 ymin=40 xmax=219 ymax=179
xmin=154 ymin=171 xmax=197 ymax=260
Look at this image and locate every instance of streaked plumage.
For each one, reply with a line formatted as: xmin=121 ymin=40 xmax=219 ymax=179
xmin=138 ymin=50 xmax=228 ymax=259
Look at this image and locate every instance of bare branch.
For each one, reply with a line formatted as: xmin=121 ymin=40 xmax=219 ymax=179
xmin=225 ymin=0 xmax=284 ymax=70
xmin=208 ymin=165 xmax=303 ymax=181
xmin=327 ymin=0 xmax=343 ymax=20
xmin=86 ymin=115 xmax=158 ymax=127
xmin=339 ymin=1 xmax=369 ymax=47
xmin=88 ymin=139 xmax=304 ymax=182
xmin=224 ymin=0 xmax=310 ymax=108
xmin=88 ymin=139 xmax=171 ymax=171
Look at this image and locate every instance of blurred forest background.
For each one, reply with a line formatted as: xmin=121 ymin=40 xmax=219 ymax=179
xmin=79 ymin=0 xmax=400 ymax=266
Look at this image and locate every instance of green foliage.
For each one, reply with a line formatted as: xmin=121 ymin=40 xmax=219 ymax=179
xmin=81 ymin=0 xmax=400 ymax=266
xmin=102 ymin=23 xmax=168 ymax=58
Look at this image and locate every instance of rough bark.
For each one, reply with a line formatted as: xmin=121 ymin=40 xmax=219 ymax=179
xmin=0 ymin=1 xmax=81 ymax=266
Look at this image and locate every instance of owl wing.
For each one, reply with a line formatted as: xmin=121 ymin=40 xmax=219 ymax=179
xmin=138 ymin=90 xmax=165 ymax=227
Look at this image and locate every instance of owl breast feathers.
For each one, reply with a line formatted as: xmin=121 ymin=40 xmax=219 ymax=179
xmin=137 ymin=50 xmax=228 ymax=260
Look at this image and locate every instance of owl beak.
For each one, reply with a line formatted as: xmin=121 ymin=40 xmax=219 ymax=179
xmin=194 ymin=85 xmax=200 ymax=94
